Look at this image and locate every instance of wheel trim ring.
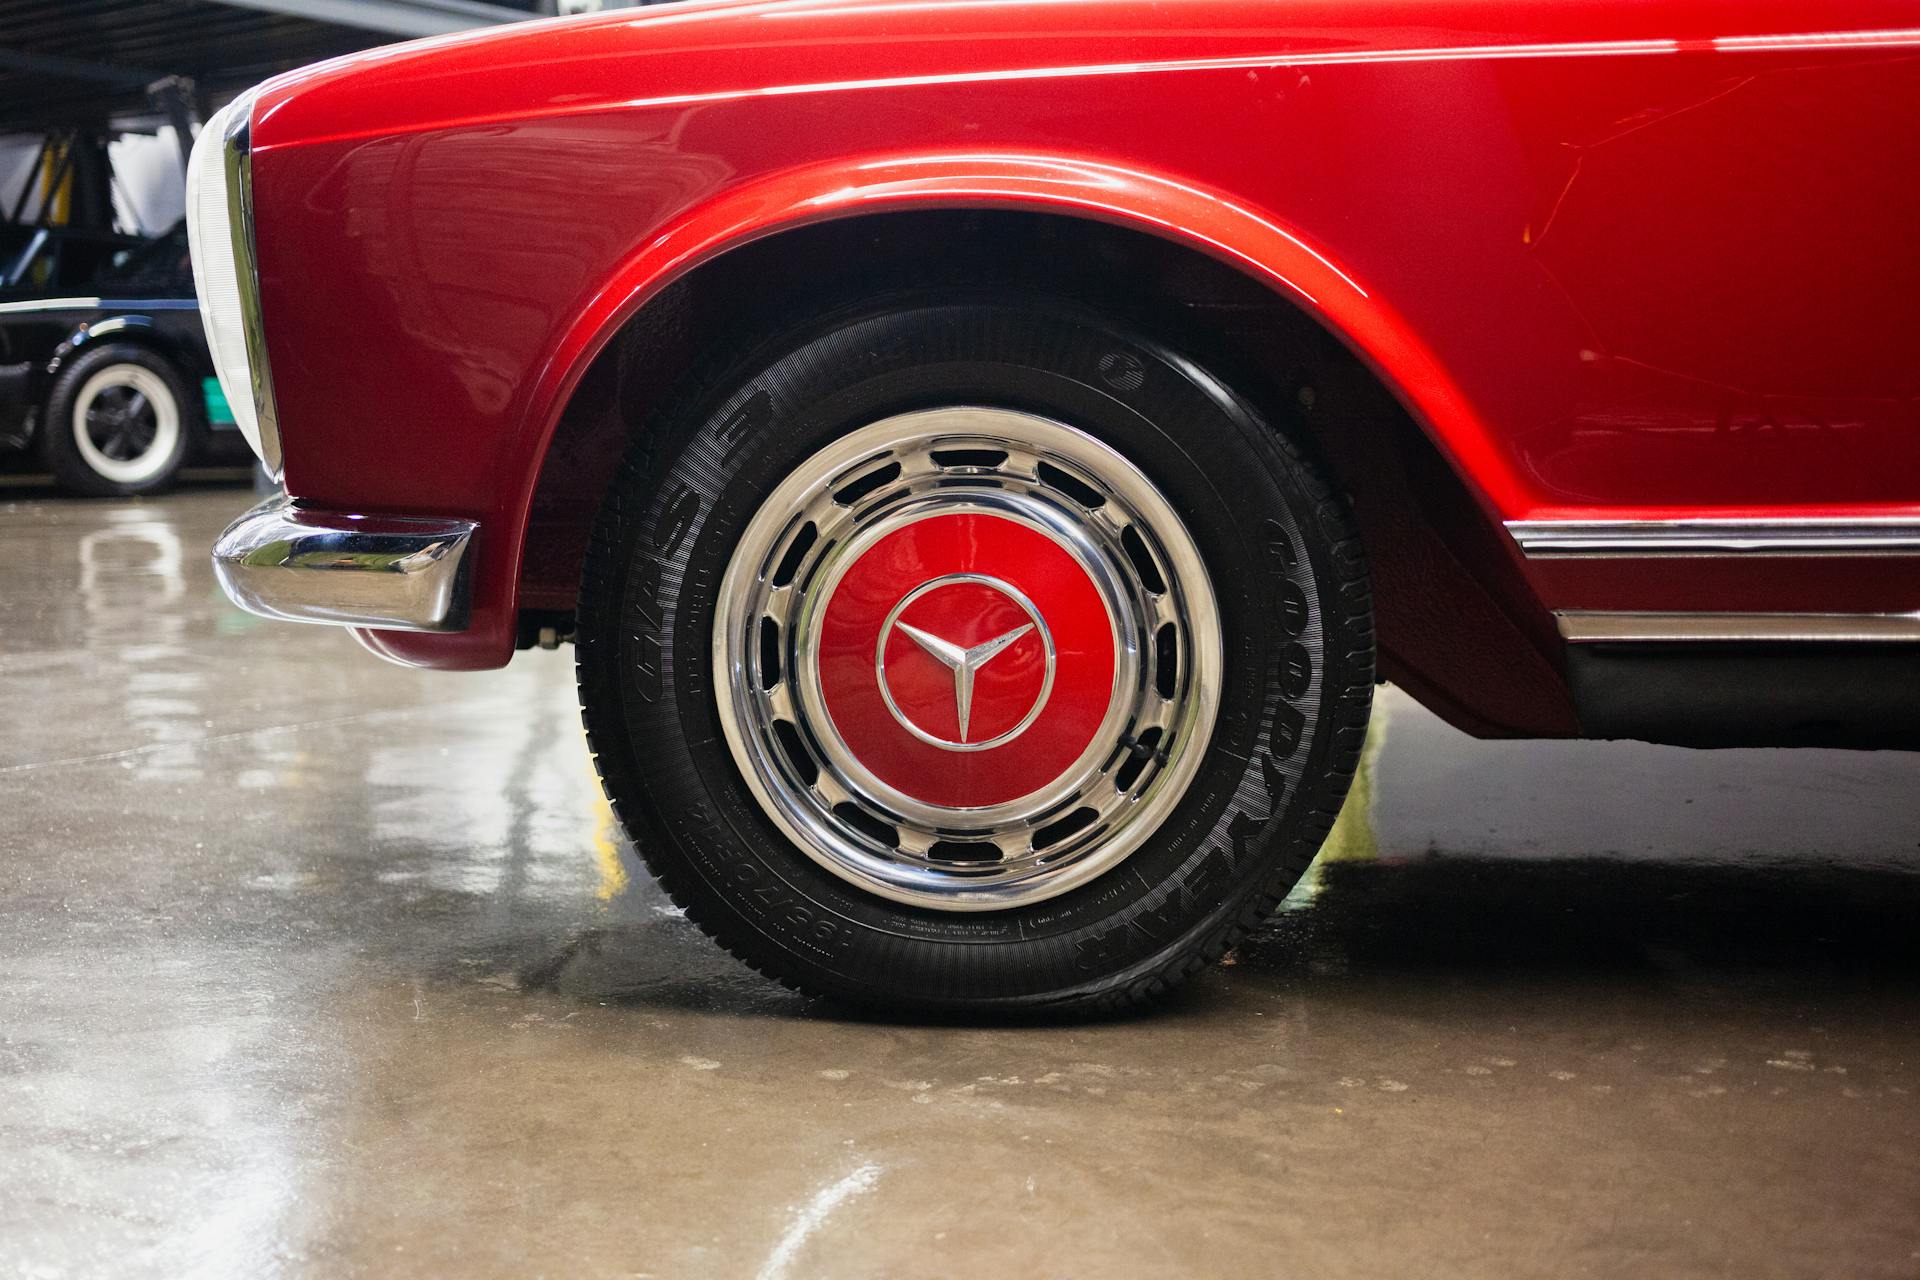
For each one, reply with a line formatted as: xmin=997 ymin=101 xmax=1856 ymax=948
xmin=71 ymin=364 xmax=180 ymax=485
xmin=712 ymin=407 xmax=1222 ymax=913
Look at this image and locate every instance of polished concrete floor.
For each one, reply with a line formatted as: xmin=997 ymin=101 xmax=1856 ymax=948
xmin=3 ymin=487 xmax=1919 ymax=1279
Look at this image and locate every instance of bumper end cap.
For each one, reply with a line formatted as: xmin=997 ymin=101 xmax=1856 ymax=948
xmin=211 ymin=493 xmax=476 ymax=633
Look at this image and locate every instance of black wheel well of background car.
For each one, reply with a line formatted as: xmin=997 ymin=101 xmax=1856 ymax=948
xmin=518 ymin=207 xmax=1576 ymax=739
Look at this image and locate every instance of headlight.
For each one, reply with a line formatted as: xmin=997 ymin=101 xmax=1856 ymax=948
xmin=186 ymin=88 xmax=281 ymax=475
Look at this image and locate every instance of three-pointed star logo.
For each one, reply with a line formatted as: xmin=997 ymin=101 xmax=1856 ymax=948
xmin=893 ymin=621 xmax=1034 ymax=744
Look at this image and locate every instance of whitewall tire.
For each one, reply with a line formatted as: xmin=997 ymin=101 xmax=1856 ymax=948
xmin=42 ymin=344 xmax=195 ymax=497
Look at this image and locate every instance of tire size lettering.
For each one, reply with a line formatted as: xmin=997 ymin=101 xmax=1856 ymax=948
xmin=715 ymin=390 xmax=772 ymax=468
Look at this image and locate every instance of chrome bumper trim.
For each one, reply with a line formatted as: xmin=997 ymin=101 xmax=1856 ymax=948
xmin=212 ymin=494 xmax=476 ymax=632
xmin=1557 ymin=610 xmax=1920 ymax=643
xmin=1508 ymin=518 xmax=1920 ymax=557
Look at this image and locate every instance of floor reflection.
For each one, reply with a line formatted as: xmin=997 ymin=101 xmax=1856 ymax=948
xmin=4 ymin=491 xmax=1919 ymax=1279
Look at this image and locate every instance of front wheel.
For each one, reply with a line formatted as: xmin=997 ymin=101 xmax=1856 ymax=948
xmin=41 ymin=343 xmax=194 ymax=498
xmin=578 ymin=296 xmax=1372 ymax=1012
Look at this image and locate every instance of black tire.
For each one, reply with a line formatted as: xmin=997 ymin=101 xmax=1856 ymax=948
xmin=577 ymin=294 xmax=1373 ymax=1013
xmin=41 ymin=342 xmax=195 ymax=497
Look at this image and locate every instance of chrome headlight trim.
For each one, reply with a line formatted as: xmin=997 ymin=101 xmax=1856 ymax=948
xmin=187 ymin=88 xmax=281 ymax=476
xmin=222 ymin=96 xmax=281 ymax=476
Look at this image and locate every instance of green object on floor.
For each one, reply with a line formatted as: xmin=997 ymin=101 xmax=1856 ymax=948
xmin=202 ymin=377 xmax=234 ymax=426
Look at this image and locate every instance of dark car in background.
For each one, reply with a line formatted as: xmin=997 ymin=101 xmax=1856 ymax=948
xmin=0 ymin=220 xmax=243 ymax=496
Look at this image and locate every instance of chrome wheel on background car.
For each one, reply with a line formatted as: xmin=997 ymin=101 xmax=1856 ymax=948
xmin=577 ymin=294 xmax=1373 ymax=1012
xmin=714 ymin=408 xmax=1221 ymax=910
xmin=42 ymin=343 xmax=194 ymax=497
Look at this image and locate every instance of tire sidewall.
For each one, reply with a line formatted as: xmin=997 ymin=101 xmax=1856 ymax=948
xmin=582 ymin=296 xmax=1369 ymax=1006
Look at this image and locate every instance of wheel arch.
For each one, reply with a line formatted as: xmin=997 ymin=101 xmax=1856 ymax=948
xmin=492 ymin=157 xmax=1572 ymax=733
xmin=511 ymin=152 xmax=1532 ymax=512
xmin=47 ymin=317 xmax=202 ymax=405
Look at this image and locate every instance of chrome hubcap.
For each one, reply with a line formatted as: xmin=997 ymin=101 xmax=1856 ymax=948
xmin=713 ymin=407 xmax=1221 ymax=911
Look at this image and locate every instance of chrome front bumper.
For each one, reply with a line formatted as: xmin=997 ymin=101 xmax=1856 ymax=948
xmin=212 ymin=493 xmax=476 ymax=632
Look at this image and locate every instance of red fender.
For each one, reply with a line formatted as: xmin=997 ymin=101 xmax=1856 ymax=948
xmin=365 ymin=150 xmax=1524 ymax=669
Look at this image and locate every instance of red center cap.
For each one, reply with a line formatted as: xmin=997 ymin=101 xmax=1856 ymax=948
xmin=815 ymin=512 xmax=1116 ymax=809
xmin=880 ymin=576 xmax=1052 ymax=749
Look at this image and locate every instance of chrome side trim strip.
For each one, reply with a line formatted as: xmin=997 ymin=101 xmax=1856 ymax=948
xmin=212 ymin=493 xmax=475 ymax=632
xmin=1508 ymin=518 xmax=1920 ymax=557
xmin=1557 ymin=611 xmax=1920 ymax=643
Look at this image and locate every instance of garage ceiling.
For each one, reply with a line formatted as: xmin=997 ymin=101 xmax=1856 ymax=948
xmin=0 ymin=0 xmax=542 ymax=131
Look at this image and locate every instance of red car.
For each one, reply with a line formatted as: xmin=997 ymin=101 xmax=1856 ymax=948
xmin=190 ymin=0 xmax=1920 ymax=1011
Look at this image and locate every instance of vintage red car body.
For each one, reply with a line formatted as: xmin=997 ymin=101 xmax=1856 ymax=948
xmin=235 ymin=0 xmax=1918 ymax=737
xmin=192 ymin=0 xmax=1920 ymax=1008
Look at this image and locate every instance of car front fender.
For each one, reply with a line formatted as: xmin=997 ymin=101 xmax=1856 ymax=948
xmin=362 ymin=150 xmax=1519 ymax=670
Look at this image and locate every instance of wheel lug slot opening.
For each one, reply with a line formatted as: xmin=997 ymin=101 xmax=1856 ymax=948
xmin=929 ymin=446 xmax=1009 ymax=469
xmin=1154 ymin=622 xmax=1179 ymax=699
xmin=1121 ymin=523 xmax=1167 ymax=594
xmin=1036 ymin=460 xmax=1105 ymax=509
xmin=770 ymin=521 xmax=816 ymax=588
xmin=926 ymin=839 xmax=1004 ymax=864
xmin=1031 ymin=806 xmax=1099 ymax=851
xmin=832 ymin=802 xmax=900 ymax=850
xmin=757 ymin=617 xmax=782 ymax=690
xmin=832 ymin=460 xmax=902 ymax=506
xmin=771 ymin=719 xmax=817 ymax=787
